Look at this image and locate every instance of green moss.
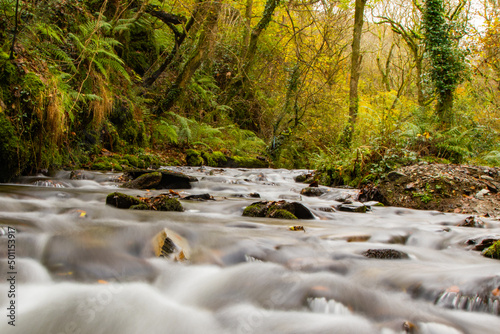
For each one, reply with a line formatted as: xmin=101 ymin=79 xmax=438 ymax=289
xmin=22 ymin=72 xmax=45 ymax=99
xmin=0 ymin=113 xmax=25 ymax=182
xmin=186 ymin=149 xmax=203 ymax=166
xmin=269 ymin=209 xmax=297 ymax=219
xmin=232 ymin=156 xmax=268 ymax=168
xmin=156 ymin=197 xmax=183 ymax=212
xmin=124 ymin=154 xmax=140 ymax=168
xmin=482 ymin=241 xmax=500 ymax=260
xmin=242 ymin=203 xmax=267 ymax=217
xmin=129 ymin=203 xmax=150 ymax=210
xmin=0 ymin=54 xmax=17 ymax=85
xmin=106 ymin=192 xmax=145 ymax=209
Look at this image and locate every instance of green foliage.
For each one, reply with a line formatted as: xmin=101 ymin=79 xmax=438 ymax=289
xmin=423 ymin=0 xmax=468 ymax=124
xmin=68 ymin=18 xmax=130 ymax=83
xmin=0 ymin=113 xmax=25 ymax=182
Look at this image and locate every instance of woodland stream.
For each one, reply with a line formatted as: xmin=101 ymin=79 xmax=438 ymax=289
xmin=1 ymin=167 xmax=500 ymax=334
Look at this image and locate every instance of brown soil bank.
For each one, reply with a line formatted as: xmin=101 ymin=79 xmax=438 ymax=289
xmin=361 ymin=163 xmax=500 ymax=218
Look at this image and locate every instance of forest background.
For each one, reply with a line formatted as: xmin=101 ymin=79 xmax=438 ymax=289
xmin=0 ymin=0 xmax=499 ymax=187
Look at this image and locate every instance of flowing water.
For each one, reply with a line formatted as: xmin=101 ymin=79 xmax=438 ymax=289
xmin=1 ymin=167 xmax=500 ymax=334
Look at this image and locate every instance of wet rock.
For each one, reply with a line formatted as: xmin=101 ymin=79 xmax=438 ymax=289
xmin=125 ymin=169 xmax=197 ymax=189
xmin=123 ymin=171 xmax=162 ymax=189
xmin=152 ymin=228 xmax=191 ymax=261
xmin=106 ymin=192 xmax=145 ymax=209
xmin=363 ymin=249 xmax=409 ymax=259
xmin=458 ymin=216 xmax=485 ymax=228
xmin=249 ymin=192 xmax=260 ymax=198
xmin=184 ymin=193 xmax=214 ymax=201
xmin=269 ymin=209 xmax=297 ymax=219
xmin=300 ymin=187 xmax=327 ymax=197
xmin=129 ymin=203 xmax=150 ymax=210
xmin=337 ymin=202 xmax=368 ymax=213
xmin=294 ymin=173 xmax=314 ymax=183
xmin=149 ymin=195 xmax=183 ymax=211
xmin=482 ymin=241 xmax=500 ymax=259
xmin=243 ymin=200 xmax=314 ymax=219
xmin=363 ymin=201 xmax=384 ymax=207
xmin=467 ymin=237 xmax=499 ymax=251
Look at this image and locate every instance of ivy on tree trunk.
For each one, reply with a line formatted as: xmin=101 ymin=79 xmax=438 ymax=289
xmin=423 ymin=0 xmax=467 ymax=127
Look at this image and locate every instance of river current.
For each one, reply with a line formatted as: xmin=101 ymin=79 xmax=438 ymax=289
xmin=0 ymin=167 xmax=499 ymax=334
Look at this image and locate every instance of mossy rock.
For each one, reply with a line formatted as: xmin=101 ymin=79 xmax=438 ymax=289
xmin=228 ymin=156 xmax=269 ymax=168
xmin=482 ymin=241 xmax=500 ymax=260
xmin=242 ymin=203 xmax=268 ymax=217
xmin=202 ymin=151 xmax=227 ymax=167
xmin=269 ymin=209 xmax=297 ymax=219
xmin=151 ymin=196 xmax=183 ymax=212
xmin=123 ymin=171 xmax=162 ymax=189
xmin=91 ymin=161 xmax=112 ymax=170
xmin=130 ymin=203 xmax=150 ymax=210
xmin=126 ymin=169 xmax=197 ymax=189
xmin=186 ymin=149 xmax=204 ymax=166
xmin=124 ymin=154 xmax=141 ymax=168
xmin=106 ymin=192 xmax=145 ymax=209
xmin=242 ymin=201 xmax=313 ymax=219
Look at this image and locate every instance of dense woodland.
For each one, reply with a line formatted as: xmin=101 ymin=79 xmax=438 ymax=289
xmin=0 ymin=0 xmax=499 ymax=185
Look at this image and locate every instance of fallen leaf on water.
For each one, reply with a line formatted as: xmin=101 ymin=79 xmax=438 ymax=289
xmin=289 ymin=225 xmax=305 ymax=232
xmin=492 ymin=287 xmax=500 ymax=296
xmin=98 ymin=280 xmax=108 ymax=284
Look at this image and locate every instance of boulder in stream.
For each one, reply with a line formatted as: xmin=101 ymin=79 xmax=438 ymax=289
xmin=124 ymin=169 xmax=198 ymax=189
xmin=106 ymin=192 xmax=146 ymax=209
xmin=123 ymin=171 xmax=162 ymax=189
xmin=482 ymin=241 xmax=500 ymax=259
xmin=106 ymin=192 xmax=183 ymax=211
xmin=243 ymin=200 xmax=314 ymax=219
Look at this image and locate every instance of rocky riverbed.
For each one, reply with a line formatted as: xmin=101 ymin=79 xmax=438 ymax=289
xmin=360 ymin=163 xmax=500 ymax=219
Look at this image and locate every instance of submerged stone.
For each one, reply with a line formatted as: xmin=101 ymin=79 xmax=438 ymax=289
xmin=338 ymin=203 xmax=368 ymax=213
xmin=363 ymin=249 xmax=409 ymax=259
xmin=184 ymin=193 xmax=214 ymax=201
xmin=300 ymin=187 xmax=327 ymax=197
xmin=458 ymin=216 xmax=485 ymax=228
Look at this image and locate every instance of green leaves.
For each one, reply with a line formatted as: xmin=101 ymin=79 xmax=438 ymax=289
xmin=423 ymin=0 xmax=468 ymax=125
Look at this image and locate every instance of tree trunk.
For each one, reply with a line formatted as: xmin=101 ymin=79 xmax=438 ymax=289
xmin=241 ymin=0 xmax=253 ymax=57
xmin=9 ymin=0 xmax=20 ymax=59
xmin=157 ymin=1 xmax=221 ymax=114
xmin=342 ymin=0 xmax=366 ymax=148
xmin=142 ymin=6 xmax=197 ymax=88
